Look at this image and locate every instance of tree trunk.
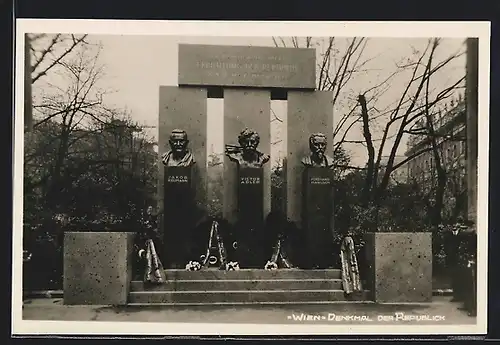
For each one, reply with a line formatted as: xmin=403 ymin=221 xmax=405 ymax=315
xmin=358 ymin=94 xmax=375 ymax=205
xmin=433 ymin=170 xmax=447 ymax=225
xmin=45 ymin=125 xmax=71 ymax=211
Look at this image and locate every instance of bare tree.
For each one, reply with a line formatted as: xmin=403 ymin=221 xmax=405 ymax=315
xmin=272 ymin=37 xmax=375 ymax=150
xmin=423 ymin=61 xmax=448 ymax=226
xmin=405 ymin=98 xmax=467 ymax=225
xmin=357 ymin=38 xmax=465 ymax=207
xmin=29 ymin=34 xmax=89 ymax=84
xmin=24 ymin=41 xmax=113 ymax=210
xmin=25 ymin=34 xmax=89 ymax=132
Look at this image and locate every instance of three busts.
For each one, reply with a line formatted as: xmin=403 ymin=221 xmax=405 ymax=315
xmin=162 ymin=129 xmax=195 ymax=167
xmin=301 ymin=133 xmax=334 ymax=169
xmin=162 ymin=129 xmax=332 ymax=169
xmin=225 ymin=128 xmax=270 ymax=168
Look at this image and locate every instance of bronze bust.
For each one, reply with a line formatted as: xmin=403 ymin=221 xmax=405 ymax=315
xmin=161 ymin=129 xmax=195 ymax=167
xmin=225 ymin=128 xmax=270 ymax=168
xmin=301 ymin=133 xmax=334 ymax=168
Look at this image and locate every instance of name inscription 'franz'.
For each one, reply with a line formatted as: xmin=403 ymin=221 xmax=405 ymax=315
xmin=310 ymin=177 xmax=331 ymax=185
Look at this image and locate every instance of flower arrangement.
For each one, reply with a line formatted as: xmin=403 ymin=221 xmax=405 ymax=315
xmin=185 ymin=261 xmax=202 ymax=271
xmin=200 ymin=220 xmax=228 ymax=268
xmin=264 ymin=260 xmax=278 ymax=270
xmin=138 ymin=249 xmax=146 ymax=259
xmin=23 ymin=250 xmax=32 ymax=262
xmin=226 ymin=261 xmax=240 ymax=271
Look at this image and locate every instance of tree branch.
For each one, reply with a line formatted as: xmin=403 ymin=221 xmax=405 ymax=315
xmin=32 ymin=34 xmax=88 ymax=84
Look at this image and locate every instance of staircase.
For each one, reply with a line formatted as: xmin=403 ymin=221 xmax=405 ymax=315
xmin=129 ymin=269 xmax=371 ymax=305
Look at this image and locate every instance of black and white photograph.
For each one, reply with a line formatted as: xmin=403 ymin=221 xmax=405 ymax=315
xmin=13 ymin=21 xmax=490 ymax=336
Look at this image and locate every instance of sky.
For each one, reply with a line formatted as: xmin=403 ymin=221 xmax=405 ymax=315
xmin=32 ymin=35 xmax=467 ymax=167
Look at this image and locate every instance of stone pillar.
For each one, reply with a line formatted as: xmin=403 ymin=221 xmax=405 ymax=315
xmin=466 ymin=38 xmax=479 ymax=225
xmin=158 ymin=86 xmax=207 ymax=266
xmin=286 ymin=91 xmax=333 ymax=226
xmin=63 ymin=232 xmax=135 ymax=305
xmin=24 ymin=34 xmax=33 ymax=132
xmin=223 ymin=89 xmax=271 ymax=224
xmin=364 ymin=232 xmax=432 ymax=303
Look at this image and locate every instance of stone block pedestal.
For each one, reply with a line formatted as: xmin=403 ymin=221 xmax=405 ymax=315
xmin=364 ymin=232 xmax=432 ymax=303
xmin=63 ymin=232 xmax=135 ymax=305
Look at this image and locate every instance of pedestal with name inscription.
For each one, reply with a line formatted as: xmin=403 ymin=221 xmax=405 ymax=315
xmin=235 ymin=168 xmax=264 ymax=267
xmin=163 ymin=167 xmax=195 ymax=268
xmin=302 ymin=168 xmax=334 ymax=269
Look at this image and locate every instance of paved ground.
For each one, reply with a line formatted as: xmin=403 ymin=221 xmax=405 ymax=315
xmin=22 ymin=296 xmax=475 ymax=325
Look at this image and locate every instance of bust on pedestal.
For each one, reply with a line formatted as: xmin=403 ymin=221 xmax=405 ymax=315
xmin=225 ymin=128 xmax=270 ymax=267
xmin=301 ymin=133 xmax=335 ymax=269
xmin=162 ymin=129 xmax=196 ymax=268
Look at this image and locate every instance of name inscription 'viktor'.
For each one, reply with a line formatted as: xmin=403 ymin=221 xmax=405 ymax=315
xmin=240 ymin=177 xmax=261 ymax=185
xmin=178 ymin=44 xmax=316 ymax=89
xmin=310 ymin=177 xmax=331 ymax=185
xmin=167 ymin=175 xmax=189 ymax=183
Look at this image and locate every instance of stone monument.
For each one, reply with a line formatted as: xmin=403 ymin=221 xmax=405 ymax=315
xmin=301 ymin=133 xmax=335 ymax=268
xmin=225 ymin=128 xmax=270 ymax=266
xmin=159 ymin=44 xmax=332 ymax=268
xmin=162 ymin=129 xmax=196 ymax=268
xmin=63 ymin=231 xmax=135 ymax=305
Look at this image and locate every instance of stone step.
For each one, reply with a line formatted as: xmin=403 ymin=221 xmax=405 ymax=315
xmin=127 ymin=301 xmax=374 ymax=306
xmin=162 ymin=269 xmax=342 ymax=280
xmin=131 ymin=279 xmax=343 ymax=292
xmin=129 ymin=289 xmax=369 ymax=304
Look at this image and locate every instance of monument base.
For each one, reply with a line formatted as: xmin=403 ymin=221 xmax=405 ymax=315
xmin=129 ymin=268 xmax=371 ymax=304
xmin=63 ymin=232 xmax=135 ymax=305
xmin=364 ymin=232 xmax=432 ymax=303
xmin=164 ymin=166 xmax=195 ymax=268
xmin=302 ymin=167 xmax=335 ymax=269
xmin=233 ymin=167 xmax=266 ymax=267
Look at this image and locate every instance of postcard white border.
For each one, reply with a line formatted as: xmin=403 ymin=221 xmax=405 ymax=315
xmin=12 ymin=20 xmax=490 ymax=336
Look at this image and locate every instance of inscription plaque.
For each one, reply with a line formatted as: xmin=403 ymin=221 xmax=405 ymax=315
xmin=302 ymin=167 xmax=335 ymax=269
xmin=238 ymin=168 xmax=264 ymax=227
xmin=163 ymin=166 xmax=195 ymax=268
xmin=178 ymin=44 xmax=316 ymax=89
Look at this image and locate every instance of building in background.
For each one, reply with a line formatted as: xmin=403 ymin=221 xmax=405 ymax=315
xmin=405 ymin=95 xmax=467 ymax=217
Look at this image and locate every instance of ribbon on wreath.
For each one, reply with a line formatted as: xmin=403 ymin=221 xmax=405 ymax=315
xmin=143 ymin=239 xmax=167 ymax=284
xmin=265 ymin=237 xmax=293 ymax=270
xmin=340 ymin=235 xmax=362 ymax=294
xmin=200 ymin=220 xmax=228 ymax=269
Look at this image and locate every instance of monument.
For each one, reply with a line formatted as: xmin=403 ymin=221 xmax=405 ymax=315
xmin=225 ymin=128 xmax=270 ymax=266
xmin=158 ymin=43 xmax=335 ymax=269
xmin=301 ymin=133 xmax=335 ymax=268
xmin=162 ymin=129 xmax=196 ymax=268
xmin=62 ymin=42 xmax=435 ymax=306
